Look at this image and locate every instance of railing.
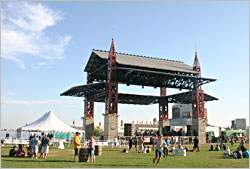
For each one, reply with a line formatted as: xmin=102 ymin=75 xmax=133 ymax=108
xmin=1 ymin=138 xmax=29 ymax=145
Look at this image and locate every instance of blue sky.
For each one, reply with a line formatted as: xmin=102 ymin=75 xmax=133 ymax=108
xmin=1 ymin=1 xmax=249 ymax=129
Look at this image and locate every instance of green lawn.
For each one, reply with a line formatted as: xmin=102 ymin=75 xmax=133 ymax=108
xmin=1 ymin=143 xmax=249 ymax=168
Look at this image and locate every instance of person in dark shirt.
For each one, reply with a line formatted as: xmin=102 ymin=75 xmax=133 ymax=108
xmin=240 ymin=144 xmax=247 ymax=153
xmin=189 ymin=137 xmax=192 ymax=144
xmin=233 ymin=148 xmax=243 ymax=159
xmin=39 ymin=132 xmax=45 ymax=158
xmin=209 ymin=145 xmax=214 ymax=151
xmin=134 ymin=137 xmax=138 ymax=151
xmin=129 ymin=137 xmax=133 ymax=151
xmin=16 ymin=144 xmax=25 ymax=157
xmin=41 ymin=134 xmax=50 ymax=158
xmin=6 ymin=133 xmax=9 ymax=139
xmin=9 ymin=145 xmax=17 ymax=157
xmin=193 ymin=136 xmax=199 ymax=152
xmin=222 ymin=144 xmax=226 ymax=150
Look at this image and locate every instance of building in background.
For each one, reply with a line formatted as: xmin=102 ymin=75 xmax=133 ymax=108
xmin=235 ymin=118 xmax=246 ymax=130
xmin=122 ymin=119 xmax=158 ymax=136
xmin=231 ymin=120 xmax=236 ymax=130
xmin=168 ymin=104 xmax=207 ymax=136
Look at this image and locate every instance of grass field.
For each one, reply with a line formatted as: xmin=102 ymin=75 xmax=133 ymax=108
xmin=1 ymin=143 xmax=249 ymax=168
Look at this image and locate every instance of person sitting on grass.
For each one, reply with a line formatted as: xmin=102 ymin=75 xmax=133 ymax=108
xmin=122 ymin=148 xmax=128 ymax=153
xmin=178 ymin=145 xmax=184 ymax=150
xmin=233 ymin=148 xmax=243 ymax=159
xmin=215 ymin=144 xmax=220 ymax=151
xmin=146 ymin=146 xmax=151 ymax=153
xmin=239 ymin=143 xmax=247 ymax=152
xmin=143 ymin=145 xmax=147 ymax=153
xmin=209 ymin=145 xmax=214 ymax=151
xmin=222 ymin=144 xmax=226 ymax=150
xmin=243 ymin=150 xmax=249 ymax=158
xmin=170 ymin=144 xmax=175 ymax=152
xmin=9 ymin=145 xmax=17 ymax=157
xmin=224 ymin=146 xmax=230 ymax=156
xmin=16 ymin=144 xmax=25 ymax=157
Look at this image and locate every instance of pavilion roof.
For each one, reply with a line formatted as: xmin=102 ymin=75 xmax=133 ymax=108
xmin=82 ymin=50 xmax=216 ymax=90
xmin=84 ymin=50 xmax=198 ymax=75
xmin=60 ymin=83 xmax=218 ymax=105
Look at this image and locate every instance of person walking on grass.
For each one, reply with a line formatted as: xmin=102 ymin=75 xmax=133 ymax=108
xmin=134 ymin=137 xmax=138 ymax=151
xmin=88 ymin=135 xmax=96 ymax=163
xmin=193 ymin=136 xmax=199 ymax=152
xmin=39 ymin=132 xmax=45 ymax=158
xmin=113 ymin=137 xmax=118 ymax=147
xmin=163 ymin=137 xmax=171 ymax=159
xmin=74 ymin=132 xmax=81 ymax=163
xmin=41 ymin=134 xmax=50 ymax=159
xmin=129 ymin=137 xmax=133 ymax=151
xmin=31 ymin=134 xmax=39 ymax=159
xmin=153 ymin=135 xmax=166 ymax=166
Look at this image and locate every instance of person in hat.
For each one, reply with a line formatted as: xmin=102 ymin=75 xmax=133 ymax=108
xmin=74 ymin=132 xmax=81 ymax=163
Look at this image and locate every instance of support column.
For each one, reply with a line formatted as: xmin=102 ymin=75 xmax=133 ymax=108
xmin=158 ymin=87 xmax=169 ymax=136
xmin=84 ymin=73 xmax=94 ymax=139
xmin=191 ymin=51 xmax=206 ymax=144
xmin=104 ymin=39 xmax=118 ymax=141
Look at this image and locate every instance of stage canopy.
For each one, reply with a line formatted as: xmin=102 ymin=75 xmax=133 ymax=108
xmin=61 ymin=83 xmax=218 ymax=105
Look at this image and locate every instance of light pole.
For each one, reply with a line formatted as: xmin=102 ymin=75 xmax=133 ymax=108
xmin=82 ymin=98 xmax=86 ymax=143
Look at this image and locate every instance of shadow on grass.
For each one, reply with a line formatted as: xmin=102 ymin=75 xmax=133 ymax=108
xmin=91 ymin=164 xmax=142 ymax=167
xmin=103 ymin=150 xmax=121 ymax=152
xmin=2 ymin=159 xmax=73 ymax=163
xmin=1 ymin=155 xmax=32 ymax=158
xmin=2 ymin=159 xmax=144 ymax=167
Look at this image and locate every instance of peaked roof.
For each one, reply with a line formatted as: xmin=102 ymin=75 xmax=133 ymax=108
xmin=84 ymin=50 xmax=198 ymax=74
xmin=18 ymin=111 xmax=82 ymax=133
xmin=193 ymin=52 xmax=201 ymax=72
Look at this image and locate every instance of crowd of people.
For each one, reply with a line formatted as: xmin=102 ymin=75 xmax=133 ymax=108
xmin=209 ymin=139 xmax=249 ymax=159
xmin=135 ymin=128 xmax=188 ymax=137
xmin=8 ymin=131 xmax=249 ymax=165
xmin=151 ymin=135 xmax=199 ymax=166
xmin=8 ymin=132 xmax=51 ymax=159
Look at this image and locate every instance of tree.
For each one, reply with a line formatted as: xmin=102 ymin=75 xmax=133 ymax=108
xmin=94 ymin=126 xmax=104 ymax=136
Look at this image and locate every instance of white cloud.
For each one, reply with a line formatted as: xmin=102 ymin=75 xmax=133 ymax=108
xmin=2 ymin=97 xmax=78 ymax=106
xmin=7 ymin=92 xmax=15 ymax=95
xmin=1 ymin=2 xmax=71 ymax=69
xmin=64 ymin=104 xmax=77 ymax=108
xmin=37 ymin=62 xmax=48 ymax=66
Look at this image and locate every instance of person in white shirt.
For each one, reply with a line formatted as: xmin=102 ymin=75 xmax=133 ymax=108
xmin=225 ymin=146 xmax=230 ymax=156
xmin=153 ymin=135 xmax=166 ymax=166
xmin=113 ymin=137 xmax=118 ymax=147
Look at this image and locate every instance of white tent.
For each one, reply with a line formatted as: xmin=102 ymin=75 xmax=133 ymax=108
xmin=17 ymin=111 xmax=82 ymax=133
xmin=206 ymin=126 xmax=220 ymax=137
